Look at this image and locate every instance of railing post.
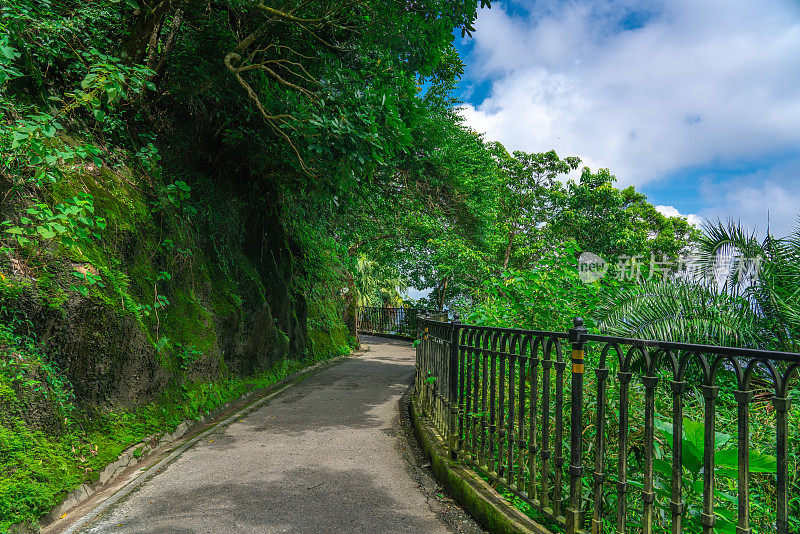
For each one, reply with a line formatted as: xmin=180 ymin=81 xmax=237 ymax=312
xmin=734 ymin=388 xmax=753 ymax=534
xmin=415 ymin=314 xmax=424 ymax=398
xmin=701 ymin=384 xmax=719 ymax=534
xmin=567 ymin=317 xmax=588 ymax=533
xmin=417 ymin=314 xmax=428 ymax=409
xmin=448 ymin=314 xmax=462 ymax=459
xmin=772 ymin=395 xmax=791 ymax=534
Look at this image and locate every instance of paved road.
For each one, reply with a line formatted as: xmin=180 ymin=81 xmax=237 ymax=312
xmin=78 ymin=336 xmax=482 ymax=534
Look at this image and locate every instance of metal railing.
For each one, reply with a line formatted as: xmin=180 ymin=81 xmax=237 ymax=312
xmin=357 ymin=306 xmax=444 ymax=339
xmin=415 ymin=314 xmax=800 ymax=534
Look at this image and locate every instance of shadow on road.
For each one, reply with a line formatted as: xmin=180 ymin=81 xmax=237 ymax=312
xmin=95 ymin=463 xmax=438 ymax=533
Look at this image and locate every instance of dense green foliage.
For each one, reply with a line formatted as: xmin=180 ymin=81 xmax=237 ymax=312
xmin=0 ymin=0 xmax=501 ymax=529
xmin=0 ymin=0 xmax=797 ymax=531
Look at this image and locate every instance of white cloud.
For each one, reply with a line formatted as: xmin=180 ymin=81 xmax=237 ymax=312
xmin=655 ymin=205 xmax=704 ymax=228
xmin=695 ymin=160 xmax=800 ymax=237
xmin=459 ymin=0 xmax=800 ymax=187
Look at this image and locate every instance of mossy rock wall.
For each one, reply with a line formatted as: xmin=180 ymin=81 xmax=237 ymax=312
xmin=1 ymin=157 xmax=353 ymax=406
xmin=0 ymin=154 xmax=354 ymax=529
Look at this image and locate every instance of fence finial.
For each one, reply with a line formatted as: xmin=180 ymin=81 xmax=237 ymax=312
xmin=569 ymin=317 xmax=587 ymax=344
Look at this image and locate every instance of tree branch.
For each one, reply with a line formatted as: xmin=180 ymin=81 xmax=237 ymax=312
xmin=224 ymin=53 xmax=312 ymax=174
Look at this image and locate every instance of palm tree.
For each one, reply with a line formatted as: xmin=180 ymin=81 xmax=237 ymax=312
xmin=699 ymin=219 xmax=800 ymax=350
xmin=595 ymin=279 xmax=765 ymax=347
xmin=596 ymin=219 xmax=800 ymax=351
xmin=353 ymin=255 xmax=408 ymax=307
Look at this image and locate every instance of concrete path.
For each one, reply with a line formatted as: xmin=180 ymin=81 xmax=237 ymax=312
xmin=77 ymin=336 xmax=482 ymax=534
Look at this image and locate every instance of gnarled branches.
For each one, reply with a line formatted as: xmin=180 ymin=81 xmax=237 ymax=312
xmin=224 ymin=0 xmax=371 ymax=174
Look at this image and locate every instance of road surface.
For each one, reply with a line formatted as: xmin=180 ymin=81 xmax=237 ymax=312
xmin=76 ymin=336 xmax=482 ymax=534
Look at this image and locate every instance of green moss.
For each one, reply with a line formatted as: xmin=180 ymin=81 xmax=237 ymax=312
xmin=210 ymin=289 xmax=238 ymax=318
xmin=158 ymin=286 xmax=218 ymax=370
xmin=228 ymin=248 xmax=267 ymax=309
xmin=0 ymin=376 xmax=19 ymax=410
xmin=51 ymin=168 xmax=150 ymax=233
xmin=309 ymin=325 xmax=353 ymax=359
xmin=0 ymin=419 xmax=86 ymax=531
xmin=0 ymin=274 xmax=29 ymax=299
xmin=207 ymin=262 xmax=241 ymax=319
xmin=306 ymin=263 xmax=355 ymax=359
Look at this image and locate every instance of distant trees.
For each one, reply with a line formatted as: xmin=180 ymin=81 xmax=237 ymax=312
xmin=489 ymin=145 xmax=580 ymax=269
xmin=342 ymin=131 xmax=701 ymax=314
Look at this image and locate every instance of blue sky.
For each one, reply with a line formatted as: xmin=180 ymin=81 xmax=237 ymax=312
xmin=453 ymin=0 xmax=800 ymax=236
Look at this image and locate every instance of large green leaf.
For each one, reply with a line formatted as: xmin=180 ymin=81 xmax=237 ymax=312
xmin=652 ymin=458 xmax=673 ymax=479
xmin=36 ymin=225 xmax=56 ymax=239
xmin=681 ymin=419 xmax=706 ymax=471
xmin=655 ymin=418 xmax=675 ymax=443
xmin=657 ymin=418 xmax=733 ymax=474
xmin=715 ymin=448 xmax=776 ymax=474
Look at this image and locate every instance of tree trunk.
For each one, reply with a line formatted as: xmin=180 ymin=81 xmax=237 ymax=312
xmin=152 ymin=9 xmax=184 ymax=77
xmin=125 ymin=0 xmax=176 ymax=65
xmin=437 ymin=277 xmax=449 ymax=311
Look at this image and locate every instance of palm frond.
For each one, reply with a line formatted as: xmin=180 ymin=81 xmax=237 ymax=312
xmin=596 ymin=280 xmax=766 ymax=347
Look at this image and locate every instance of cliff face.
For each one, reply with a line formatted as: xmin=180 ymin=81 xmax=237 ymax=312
xmin=0 ymin=149 xmax=356 ymax=529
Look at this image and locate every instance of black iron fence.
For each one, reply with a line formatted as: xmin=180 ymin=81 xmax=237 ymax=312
xmin=415 ymin=314 xmax=800 ymax=534
xmin=357 ymin=306 xmax=445 ymax=338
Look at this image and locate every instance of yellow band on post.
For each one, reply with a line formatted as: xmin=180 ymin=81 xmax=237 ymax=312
xmin=572 ymin=349 xmax=584 ymax=373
